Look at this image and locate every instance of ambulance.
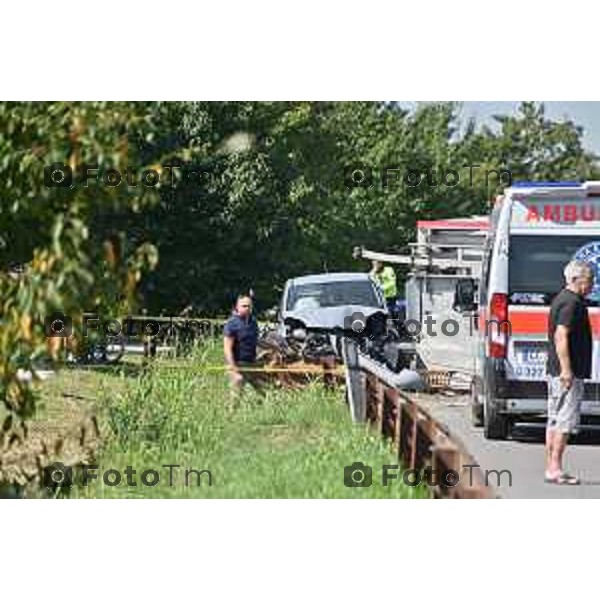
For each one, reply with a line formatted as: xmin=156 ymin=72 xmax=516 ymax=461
xmin=463 ymin=181 xmax=600 ymax=439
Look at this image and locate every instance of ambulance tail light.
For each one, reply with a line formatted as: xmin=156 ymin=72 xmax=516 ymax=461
xmin=488 ymin=293 xmax=509 ymax=359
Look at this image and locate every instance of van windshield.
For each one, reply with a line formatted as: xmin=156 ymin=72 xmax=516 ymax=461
xmin=509 ymin=235 xmax=600 ymax=305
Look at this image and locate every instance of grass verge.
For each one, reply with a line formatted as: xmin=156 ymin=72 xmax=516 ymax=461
xmin=48 ymin=342 xmax=428 ymax=498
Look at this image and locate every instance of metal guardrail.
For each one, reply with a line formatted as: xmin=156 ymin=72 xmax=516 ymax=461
xmin=342 ymin=339 xmax=494 ymax=499
xmin=73 ymin=314 xmax=493 ymax=498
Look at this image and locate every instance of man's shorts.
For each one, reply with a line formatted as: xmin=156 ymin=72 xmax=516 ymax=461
xmin=547 ymin=376 xmax=584 ymax=433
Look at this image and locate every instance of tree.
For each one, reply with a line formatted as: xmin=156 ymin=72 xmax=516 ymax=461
xmin=0 ymin=102 xmax=162 ymax=435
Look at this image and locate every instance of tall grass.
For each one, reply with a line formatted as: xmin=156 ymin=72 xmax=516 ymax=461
xmin=76 ymin=342 xmax=428 ymax=498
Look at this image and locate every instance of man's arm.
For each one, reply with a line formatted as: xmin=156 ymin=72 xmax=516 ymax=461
xmin=553 ymin=299 xmax=577 ymax=388
xmin=224 ymin=333 xmax=244 ymax=386
xmin=554 ymin=324 xmax=573 ymax=388
xmin=223 ymin=335 xmax=238 ymax=371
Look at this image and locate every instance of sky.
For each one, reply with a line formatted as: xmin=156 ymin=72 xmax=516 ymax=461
xmin=401 ymin=102 xmax=600 ymax=156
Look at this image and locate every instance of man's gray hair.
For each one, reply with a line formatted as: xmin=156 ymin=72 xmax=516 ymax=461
xmin=564 ymin=260 xmax=594 ymax=284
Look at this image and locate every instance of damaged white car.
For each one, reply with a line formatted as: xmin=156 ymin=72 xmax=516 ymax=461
xmin=264 ymin=272 xmax=404 ymax=370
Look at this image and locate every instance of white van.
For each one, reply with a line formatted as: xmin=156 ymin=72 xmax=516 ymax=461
xmin=463 ymin=181 xmax=600 ymax=439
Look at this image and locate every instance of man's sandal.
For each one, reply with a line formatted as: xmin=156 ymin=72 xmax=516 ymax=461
xmin=544 ymin=472 xmax=580 ymax=485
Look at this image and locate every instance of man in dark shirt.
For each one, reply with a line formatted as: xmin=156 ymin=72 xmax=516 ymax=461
xmin=545 ymin=260 xmax=594 ymax=484
xmin=223 ymin=294 xmax=259 ymax=390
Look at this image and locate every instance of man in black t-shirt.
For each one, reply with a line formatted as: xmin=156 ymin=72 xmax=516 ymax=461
xmin=545 ymin=260 xmax=594 ymax=485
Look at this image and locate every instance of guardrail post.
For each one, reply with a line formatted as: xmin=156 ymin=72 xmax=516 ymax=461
xmin=342 ymin=338 xmax=366 ymax=422
xmin=392 ymin=391 xmax=402 ymax=450
xmin=409 ymin=401 xmax=418 ymax=470
xmin=431 ymin=442 xmax=460 ymax=498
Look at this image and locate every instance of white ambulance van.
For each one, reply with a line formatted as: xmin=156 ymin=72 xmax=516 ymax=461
xmin=461 ymin=181 xmax=600 ymax=439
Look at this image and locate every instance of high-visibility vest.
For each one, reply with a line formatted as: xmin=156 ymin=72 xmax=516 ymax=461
xmin=373 ymin=266 xmax=397 ymax=299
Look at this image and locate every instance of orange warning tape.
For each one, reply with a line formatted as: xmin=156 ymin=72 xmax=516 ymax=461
xmin=65 ymin=362 xmax=345 ymax=375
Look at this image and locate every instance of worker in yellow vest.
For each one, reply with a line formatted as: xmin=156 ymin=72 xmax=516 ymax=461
xmin=370 ymin=260 xmax=398 ymax=315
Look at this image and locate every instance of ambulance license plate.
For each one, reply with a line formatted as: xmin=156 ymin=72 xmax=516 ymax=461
xmin=513 ymin=342 xmax=547 ymax=380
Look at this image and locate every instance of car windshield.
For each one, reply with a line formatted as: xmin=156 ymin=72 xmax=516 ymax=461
xmin=509 ymin=234 xmax=600 ymax=305
xmin=286 ymin=280 xmax=381 ymax=310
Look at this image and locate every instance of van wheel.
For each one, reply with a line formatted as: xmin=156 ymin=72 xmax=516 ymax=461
xmin=484 ymin=396 xmax=509 ymax=440
xmin=471 ymin=382 xmax=484 ymax=427
xmin=472 ymin=400 xmax=484 ymax=427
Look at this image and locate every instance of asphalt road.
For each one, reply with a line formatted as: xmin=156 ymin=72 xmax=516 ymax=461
xmin=416 ymin=392 xmax=600 ymax=498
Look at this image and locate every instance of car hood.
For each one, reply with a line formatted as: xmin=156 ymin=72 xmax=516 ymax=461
xmin=282 ymin=305 xmax=386 ymax=330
